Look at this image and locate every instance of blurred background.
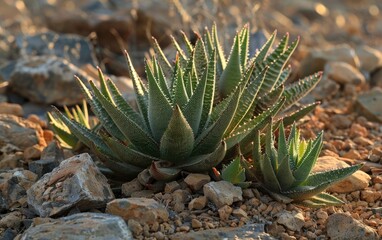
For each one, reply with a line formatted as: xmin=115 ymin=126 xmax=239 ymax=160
xmin=0 ymin=0 xmax=381 ymax=117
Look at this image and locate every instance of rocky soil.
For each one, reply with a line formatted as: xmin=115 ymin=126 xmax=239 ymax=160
xmin=0 ymin=0 xmax=382 ymax=239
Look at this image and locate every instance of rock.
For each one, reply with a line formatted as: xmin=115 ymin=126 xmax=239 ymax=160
xmin=26 ymin=0 xmax=184 ymax=54
xmin=184 ymin=173 xmax=211 ymax=192
xmin=106 ymin=198 xmax=169 ymax=224
xmin=40 ymin=141 xmax=65 ymax=162
xmin=9 ymin=56 xmax=91 ymax=105
xmin=353 ymin=136 xmax=373 ymax=147
xmin=276 ymin=211 xmax=305 ymax=232
xmin=130 ymin=189 xmax=154 ymax=198
xmin=232 ymin=208 xmax=248 ymax=219
xmin=218 ymin=205 xmax=232 ymax=221
xmin=0 ymin=228 xmax=17 ymax=240
xmin=172 ymin=189 xmax=191 ymax=204
xmin=0 ymin=61 xmax=17 ymax=84
xmin=242 ymin=189 xmax=255 ymax=199
xmin=0 ymin=211 xmax=23 ymax=229
xmin=188 ymin=196 xmax=207 ymax=210
xmin=349 ymin=123 xmax=368 ymax=138
xmin=164 ymin=181 xmax=181 ymax=193
xmin=0 ymin=152 xmax=23 ymax=169
xmin=355 ymin=45 xmax=382 ymax=72
xmin=342 ymin=149 xmax=361 ymax=160
xmin=203 ymin=181 xmax=243 ymax=208
xmin=28 ymin=159 xmax=59 ymax=178
xmin=191 ymin=218 xmax=203 ymax=229
xmin=0 ymin=114 xmax=45 ymax=150
xmin=331 ymin=115 xmax=352 ymax=129
xmin=0 ymin=103 xmax=23 ymax=116
xmin=314 ymin=156 xmax=370 ymax=193
xmin=20 ymin=212 xmax=133 ymax=240
xmin=310 ymin=78 xmax=340 ymax=100
xmin=371 ymin=68 xmax=382 ymax=88
xmin=361 ymin=189 xmax=381 ymax=203
xmin=0 ymin=169 xmax=37 ymax=210
xmin=23 ymin=144 xmax=44 ymax=160
xmin=324 ymin=61 xmax=366 ymax=86
xmin=15 ymin=31 xmax=97 ymax=68
xmin=173 ymin=202 xmax=185 ymax=213
xmin=355 ymin=88 xmax=382 ymax=123
xmin=299 ymin=44 xmax=360 ymax=77
xmin=121 ymin=178 xmax=144 ymax=197
xmin=128 ymin=219 xmax=143 ymax=236
xmin=327 ymin=213 xmax=379 ymax=240
xmin=368 ymin=147 xmax=382 ymax=163
xmin=170 ymin=223 xmax=275 ymax=240
xmin=27 ymin=153 xmax=114 ymax=217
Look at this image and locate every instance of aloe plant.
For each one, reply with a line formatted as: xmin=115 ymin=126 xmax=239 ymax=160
xmin=52 ymin=60 xmax=239 ymax=182
xmin=251 ymin=120 xmax=362 ymax=207
xmin=162 ymin=24 xmax=321 ymax=155
xmin=51 ymin=25 xmax=321 ymax=182
xmin=48 ymin=100 xmax=97 ymax=149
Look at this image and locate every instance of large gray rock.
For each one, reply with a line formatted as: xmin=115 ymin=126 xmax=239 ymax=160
xmin=20 ymin=212 xmax=133 ymax=240
xmin=15 ymin=31 xmax=97 ymax=68
xmin=24 ymin=0 xmax=185 ymax=53
xmin=0 ymin=114 xmax=45 ymax=150
xmin=0 ymin=169 xmax=38 ymax=210
xmin=203 ymin=181 xmax=243 ymax=208
xmin=9 ymin=56 xmax=91 ymax=105
xmin=27 ymin=153 xmax=114 ymax=217
xmin=324 ymin=61 xmax=366 ymax=86
xmin=299 ymin=44 xmax=360 ymax=77
xmin=355 ymin=45 xmax=382 ymax=72
xmin=327 ymin=213 xmax=379 ymax=240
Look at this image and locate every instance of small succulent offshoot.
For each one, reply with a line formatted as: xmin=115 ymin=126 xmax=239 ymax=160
xmin=48 ymin=100 xmax=97 ymax=149
xmin=252 ymin=120 xmax=362 ymax=207
xmin=218 ymin=156 xmax=251 ymax=188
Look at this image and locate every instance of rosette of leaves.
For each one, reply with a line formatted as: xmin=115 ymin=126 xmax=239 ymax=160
xmin=158 ymin=24 xmax=322 ymax=155
xmin=48 ymin=100 xmax=97 ymax=149
xmin=252 ymin=121 xmax=362 ymax=207
xmin=51 ymin=24 xmax=321 ymax=182
xmin=52 ymin=53 xmax=242 ymax=182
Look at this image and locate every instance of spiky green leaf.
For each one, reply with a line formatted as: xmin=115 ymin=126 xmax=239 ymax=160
xmin=218 ymin=34 xmax=242 ymax=97
xmin=160 ymin=106 xmax=194 ymax=163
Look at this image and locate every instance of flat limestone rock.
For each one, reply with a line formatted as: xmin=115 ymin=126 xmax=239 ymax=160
xmin=203 ymin=181 xmax=243 ymax=208
xmin=27 ymin=153 xmax=114 ymax=217
xmin=327 ymin=213 xmax=379 ymax=240
xmin=106 ymin=198 xmax=169 ymax=225
xmin=20 ymin=212 xmax=133 ymax=240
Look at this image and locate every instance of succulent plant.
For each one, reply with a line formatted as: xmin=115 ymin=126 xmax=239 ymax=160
xmin=217 ymin=156 xmax=251 ymax=188
xmin=51 ymin=24 xmax=321 ymax=182
xmin=161 ymin=24 xmax=322 ymax=155
xmin=251 ymin=120 xmax=362 ymax=207
xmin=48 ymin=100 xmax=97 ymax=149
xmin=52 ymin=57 xmax=241 ymax=182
